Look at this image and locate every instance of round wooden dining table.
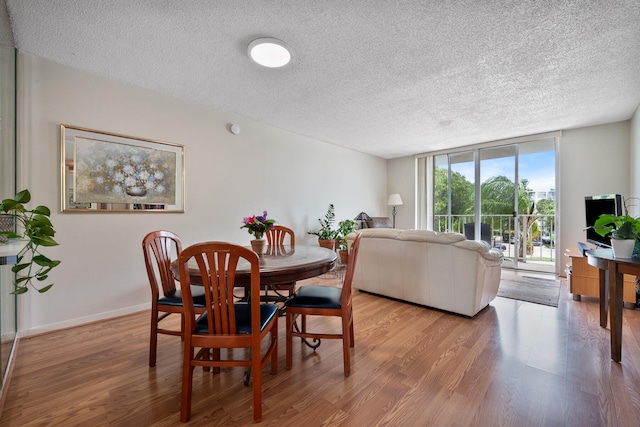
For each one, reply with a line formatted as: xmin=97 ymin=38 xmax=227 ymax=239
xmin=172 ymin=244 xmax=337 ymax=288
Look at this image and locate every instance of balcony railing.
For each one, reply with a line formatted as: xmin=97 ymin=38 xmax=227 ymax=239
xmin=433 ymin=214 xmax=556 ymax=265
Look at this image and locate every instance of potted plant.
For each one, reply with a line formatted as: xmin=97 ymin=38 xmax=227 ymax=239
xmin=336 ymin=219 xmax=357 ymax=264
xmin=0 ymin=189 xmax=61 ymax=294
xmin=308 ymin=204 xmax=338 ymax=250
xmin=593 ymin=198 xmax=640 ymax=258
xmin=240 ymin=210 xmax=276 ymax=254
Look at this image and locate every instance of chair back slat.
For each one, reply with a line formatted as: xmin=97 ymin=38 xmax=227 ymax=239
xmin=266 ymin=225 xmax=295 ymax=246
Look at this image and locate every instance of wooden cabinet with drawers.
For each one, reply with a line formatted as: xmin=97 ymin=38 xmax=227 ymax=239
xmin=565 ymin=248 xmax=637 ymax=304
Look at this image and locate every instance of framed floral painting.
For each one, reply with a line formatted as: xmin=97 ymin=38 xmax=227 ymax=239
xmin=61 ymin=125 xmax=185 ymax=212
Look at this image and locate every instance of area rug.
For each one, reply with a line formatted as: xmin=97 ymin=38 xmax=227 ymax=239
xmin=497 ymin=275 xmax=561 ymax=307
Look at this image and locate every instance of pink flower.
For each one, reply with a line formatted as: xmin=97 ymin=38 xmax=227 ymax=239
xmin=241 ymin=211 xmax=276 ymax=239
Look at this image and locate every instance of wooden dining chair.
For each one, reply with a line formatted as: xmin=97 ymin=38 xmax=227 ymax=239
xmin=177 ymin=241 xmax=278 ymax=423
xmin=264 ymin=225 xmax=296 ymax=306
xmin=142 ymin=230 xmax=207 ymax=367
xmin=285 ymin=232 xmax=362 ymax=376
xmin=265 ymin=224 xmax=295 ymax=246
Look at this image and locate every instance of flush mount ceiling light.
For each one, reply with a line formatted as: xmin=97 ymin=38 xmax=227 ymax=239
xmin=248 ymin=38 xmax=292 ymax=68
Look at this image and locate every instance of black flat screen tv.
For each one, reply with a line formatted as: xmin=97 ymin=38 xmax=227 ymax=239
xmin=584 ymin=194 xmax=623 ymax=248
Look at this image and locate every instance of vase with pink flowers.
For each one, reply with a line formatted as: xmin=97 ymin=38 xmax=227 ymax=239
xmin=241 ymin=210 xmax=276 ymax=254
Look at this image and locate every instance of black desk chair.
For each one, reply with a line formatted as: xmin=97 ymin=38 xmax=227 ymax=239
xmin=464 ymin=222 xmax=491 ymax=245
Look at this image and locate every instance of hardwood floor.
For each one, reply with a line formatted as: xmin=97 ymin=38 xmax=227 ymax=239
xmin=2 ymin=272 xmax=640 ymax=426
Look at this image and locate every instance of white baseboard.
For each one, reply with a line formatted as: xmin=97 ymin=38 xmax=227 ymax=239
xmin=17 ymin=303 xmax=149 ymax=338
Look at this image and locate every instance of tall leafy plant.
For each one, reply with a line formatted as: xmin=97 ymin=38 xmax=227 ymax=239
xmin=308 ymin=204 xmax=338 ymax=240
xmin=0 ymin=189 xmax=61 ymax=294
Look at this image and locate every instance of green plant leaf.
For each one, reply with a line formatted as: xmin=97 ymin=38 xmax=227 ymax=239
xmin=11 ymin=287 xmax=28 ymax=295
xmin=11 ymin=263 xmax=30 ymax=273
xmin=32 ymin=254 xmax=59 ymax=266
xmin=0 ymin=199 xmax=21 ymax=211
xmin=37 ymin=284 xmax=54 ymax=293
xmin=14 ymin=189 xmax=31 ymax=203
xmin=33 ymin=205 xmax=51 ymax=216
xmin=31 ymin=214 xmax=53 ymax=225
xmin=40 ymin=259 xmax=60 ymax=268
xmin=36 ymin=268 xmax=52 ymax=277
xmin=32 ymin=235 xmax=59 ymax=246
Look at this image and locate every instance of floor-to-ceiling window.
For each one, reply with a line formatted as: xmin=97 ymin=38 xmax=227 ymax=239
xmin=421 ymin=133 xmax=558 ymax=273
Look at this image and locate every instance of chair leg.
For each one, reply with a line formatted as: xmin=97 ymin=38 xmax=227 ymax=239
xmin=213 ymin=348 xmax=220 ymax=374
xmin=349 ymin=309 xmax=355 ymax=347
xmin=149 ymin=309 xmax=158 ymax=367
xmin=252 ymin=344 xmax=263 ymax=422
xmin=341 ymin=313 xmax=351 ymax=377
xmin=180 ymin=313 xmax=185 ymax=341
xmin=180 ymin=348 xmax=195 ymax=422
xmin=271 ymin=318 xmax=278 ymax=374
xmin=286 ymin=311 xmax=293 ymax=370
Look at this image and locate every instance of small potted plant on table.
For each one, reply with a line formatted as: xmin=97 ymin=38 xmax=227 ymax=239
xmin=241 ymin=210 xmax=276 ymax=255
xmin=593 ymin=198 xmax=640 ymax=258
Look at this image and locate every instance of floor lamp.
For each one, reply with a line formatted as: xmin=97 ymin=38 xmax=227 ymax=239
xmin=387 ymin=194 xmax=403 ymax=228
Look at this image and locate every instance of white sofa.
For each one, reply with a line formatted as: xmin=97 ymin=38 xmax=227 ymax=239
xmin=347 ymin=229 xmax=503 ymax=317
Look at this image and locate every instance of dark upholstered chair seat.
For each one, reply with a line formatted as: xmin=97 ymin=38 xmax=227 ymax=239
xmin=285 ymin=286 xmax=342 ymax=309
xmin=194 ymin=303 xmax=279 ymax=334
xmin=158 ymin=286 xmax=206 ymax=307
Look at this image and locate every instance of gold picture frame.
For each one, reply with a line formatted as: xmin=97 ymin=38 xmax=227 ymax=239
xmin=61 ymin=125 xmax=185 ymax=212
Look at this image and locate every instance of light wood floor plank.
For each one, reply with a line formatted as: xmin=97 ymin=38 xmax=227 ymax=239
xmin=2 ymin=272 xmax=640 ymax=426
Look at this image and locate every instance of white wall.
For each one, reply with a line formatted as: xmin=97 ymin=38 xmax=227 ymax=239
xmin=630 ymin=104 xmax=640 ymax=209
xmin=559 ymin=121 xmax=631 ymax=265
xmin=16 ymin=54 xmax=387 ymax=335
xmin=386 ymin=156 xmax=415 ymax=229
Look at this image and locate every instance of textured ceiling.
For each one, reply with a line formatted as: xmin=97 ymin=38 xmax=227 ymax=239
xmin=6 ymin=1 xmax=640 ymax=159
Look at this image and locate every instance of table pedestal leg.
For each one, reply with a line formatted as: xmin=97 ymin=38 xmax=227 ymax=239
xmin=599 ymin=268 xmax=608 ymax=327
xmin=609 ymin=261 xmax=623 ymax=362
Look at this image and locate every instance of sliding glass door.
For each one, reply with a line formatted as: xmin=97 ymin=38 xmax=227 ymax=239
xmin=431 ymin=137 xmax=557 ymax=273
xmin=433 ymin=151 xmax=475 ymax=233
xmin=512 ymin=138 xmax=556 ymax=272
xmin=479 ymin=145 xmax=519 ymax=264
